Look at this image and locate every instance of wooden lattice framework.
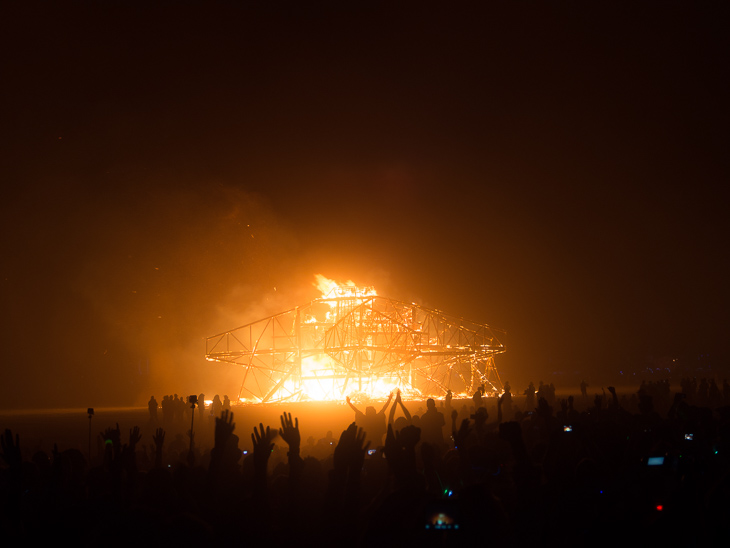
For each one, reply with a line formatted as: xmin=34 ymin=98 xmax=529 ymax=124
xmin=206 ymin=287 xmax=505 ymax=403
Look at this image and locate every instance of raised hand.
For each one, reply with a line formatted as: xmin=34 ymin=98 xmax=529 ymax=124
xmin=152 ymin=427 xmax=165 ymax=469
xmin=396 ymin=390 xmax=411 ymax=420
xmin=128 ymin=426 xmax=142 ymax=450
xmin=379 ymin=390 xmax=395 ymax=414
xmin=214 ymin=409 xmax=235 ymax=449
xmin=251 ymin=422 xmax=275 ymax=469
xmin=152 ymin=427 xmax=166 ymax=451
xmin=334 ymin=422 xmax=370 ymax=472
xmin=351 ymin=424 xmax=369 ymax=471
xmin=121 ymin=425 xmax=142 ymax=473
xmin=346 ymin=395 xmax=359 ymax=412
xmin=334 ymin=422 xmax=355 ymax=472
xmin=278 ymin=412 xmax=301 ymax=453
xmin=100 ymin=422 xmax=121 ymax=451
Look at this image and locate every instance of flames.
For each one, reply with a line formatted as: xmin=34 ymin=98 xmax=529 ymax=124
xmin=266 ymin=275 xmax=391 ymax=403
xmin=313 ymin=274 xmax=377 ymax=301
xmin=212 ymin=273 xmax=505 ymax=405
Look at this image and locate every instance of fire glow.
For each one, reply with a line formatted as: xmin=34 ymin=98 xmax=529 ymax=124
xmin=205 ymin=275 xmax=505 ymax=404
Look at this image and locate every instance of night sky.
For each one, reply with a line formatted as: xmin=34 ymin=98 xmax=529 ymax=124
xmin=2 ymin=2 xmax=728 ymax=408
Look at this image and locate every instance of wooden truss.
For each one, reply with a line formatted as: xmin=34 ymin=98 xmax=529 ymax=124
xmin=206 ymin=289 xmax=505 ymax=403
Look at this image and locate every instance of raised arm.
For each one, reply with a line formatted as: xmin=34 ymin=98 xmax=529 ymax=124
xmin=249 ymin=421 xmax=276 ymax=506
xmin=388 ymin=391 xmax=398 ymax=425
xmin=279 ymin=412 xmax=301 ymax=455
xmin=152 ymin=427 xmax=165 ymax=469
xmin=379 ymin=391 xmax=394 ymax=415
xmin=325 ymin=422 xmax=370 ymax=536
xmin=123 ymin=425 xmax=142 ymax=473
xmin=279 ymin=411 xmax=303 ymax=481
xmin=208 ymin=409 xmax=236 ymax=489
xmin=398 ymin=392 xmax=412 ymax=422
xmin=346 ymin=395 xmax=359 ymax=413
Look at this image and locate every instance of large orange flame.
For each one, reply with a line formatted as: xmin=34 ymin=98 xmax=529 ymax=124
xmin=313 ymin=274 xmax=377 ymax=300
xmin=262 ymin=275 xmax=393 ymax=403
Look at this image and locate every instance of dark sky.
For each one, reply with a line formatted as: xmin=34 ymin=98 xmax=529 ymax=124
xmin=1 ymin=2 xmax=728 ymax=408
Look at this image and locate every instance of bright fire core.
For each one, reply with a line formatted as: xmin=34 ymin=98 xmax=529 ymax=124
xmin=205 ymin=276 xmax=505 ymax=404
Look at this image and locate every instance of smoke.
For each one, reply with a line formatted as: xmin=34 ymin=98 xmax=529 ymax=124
xmin=1 ymin=173 xmax=311 ymax=407
xmin=1 ymin=161 xmax=406 ymax=409
xmin=79 ymin=180 xmax=306 ymax=402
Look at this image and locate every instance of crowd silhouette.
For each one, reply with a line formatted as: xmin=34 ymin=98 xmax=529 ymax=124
xmin=2 ymin=378 xmax=730 ymax=546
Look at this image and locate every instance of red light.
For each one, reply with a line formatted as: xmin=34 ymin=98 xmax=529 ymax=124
xmin=656 ymin=505 xmax=663 ymax=511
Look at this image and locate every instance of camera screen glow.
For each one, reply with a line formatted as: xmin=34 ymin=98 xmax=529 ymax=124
xmin=425 ymin=512 xmax=459 ymax=530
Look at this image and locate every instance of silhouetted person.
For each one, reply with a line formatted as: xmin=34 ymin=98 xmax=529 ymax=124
xmin=444 ymin=389 xmax=454 ymax=419
xmin=524 ymin=381 xmax=536 ymax=411
xmin=547 ymin=382 xmax=556 ymax=405
xmin=223 ymin=394 xmax=231 ymax=411
xmin=388 ymin=389 xmax=412 ymax=432
xmin=172 ymin=394 xmax=181 ymax=424
xmin=211 ymin=394 xmax=222 ymax=418
xmin=420 ymin=398 xmax=445 ymax=445
xmin=346 ymin=392 xmax=393 ymax=445
xmin=3 ymin=371 xmax=730 ymax=546
xmin=580 ymin=380 xmax=589 ymax=398
xmin=161 ymin=395 xmax=172 ymax=428
xmin=501 ymin=382 xmax=513 ymax=419
xmin=472 ymin=384 xmax=485 ymax=408
xmin=198 ymin=393 xmax=206 ymax=417
xmin=148 ymin=396 xmax=158 ymax=422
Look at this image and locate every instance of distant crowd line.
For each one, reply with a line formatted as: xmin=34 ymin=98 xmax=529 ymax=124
xmin=2 ymin=376 xmax=730 ymax=546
